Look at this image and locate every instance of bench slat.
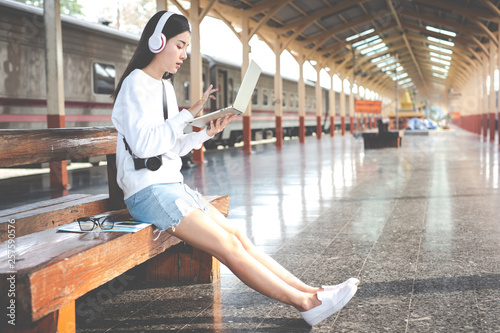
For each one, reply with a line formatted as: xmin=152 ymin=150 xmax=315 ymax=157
xmin=0 ymin=194 xmax=109 ymax=242
xmin=0 ymin=194 xmax=91 ymax=218
xmin=0 ymin=223 xmax=182 ymax=322
xmin=0 ymin=196 xmax=228 ymax=323
xmin=0 ymin=127 xmax=117 ymax=167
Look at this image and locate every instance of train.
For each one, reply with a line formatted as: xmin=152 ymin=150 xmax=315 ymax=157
xmin=0 ymin=0 xmax=347 ymax=150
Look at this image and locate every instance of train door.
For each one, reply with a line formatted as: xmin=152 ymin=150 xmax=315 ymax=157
xmin=217 ymin=70 xmax=227 ymax=110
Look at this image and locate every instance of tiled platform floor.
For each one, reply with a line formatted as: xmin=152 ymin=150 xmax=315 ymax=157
xmin=4 ymin=127 xmax=500 ymax=332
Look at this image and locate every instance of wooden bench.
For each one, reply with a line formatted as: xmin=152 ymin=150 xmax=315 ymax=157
xmin=362 ymin=117 xmax=404 ymax=149
xmin=0 ymin=127 xmax=228 ymax=332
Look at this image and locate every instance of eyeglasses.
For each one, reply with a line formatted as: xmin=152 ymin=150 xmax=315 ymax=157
xmin=77 ymin=216 xmax=115 ymax=231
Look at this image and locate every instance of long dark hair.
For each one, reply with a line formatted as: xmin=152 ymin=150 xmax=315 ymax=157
xmin=111 ymin=11 xmax=190 ymax=101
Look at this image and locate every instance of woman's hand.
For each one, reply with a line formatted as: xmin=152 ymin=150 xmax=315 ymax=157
xmin=206 ymin=114 xmax=236 ymax=137
xmin=202 ymin=84 xmax=218 ymax=103
xmin=188 ymin=84 xmax=218 ymax=117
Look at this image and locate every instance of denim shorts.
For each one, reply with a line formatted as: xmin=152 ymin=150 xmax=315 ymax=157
xmin=124 ymin=183 xmax=210 ymax=231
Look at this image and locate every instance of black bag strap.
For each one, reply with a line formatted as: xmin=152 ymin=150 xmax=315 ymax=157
xmin=162 ymin=79 xmax=168 ymax=120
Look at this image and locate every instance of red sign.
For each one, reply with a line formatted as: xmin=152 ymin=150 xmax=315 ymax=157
xmin=355 ymin=100 xmax=382 ymax=114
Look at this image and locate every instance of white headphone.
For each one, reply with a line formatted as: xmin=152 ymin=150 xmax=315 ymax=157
xmin=148 ymin=11 xmax=175 ymax=53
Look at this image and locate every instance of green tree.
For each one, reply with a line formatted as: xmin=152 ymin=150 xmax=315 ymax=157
xmin=14 ymin=0 xmax=84 ymax=17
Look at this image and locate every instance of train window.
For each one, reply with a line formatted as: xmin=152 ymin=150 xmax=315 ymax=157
xmin=262 ymin=89 xmax=269 ymax=106
xmin=307 ymin=97 xmax=313 ymax=110
xmin=289 ymin=94 xmax=295 ymax=108
xmin=184 ymin=82 xmax=190 ymax=102
xmin=92 ymin=62 xmax=115 ymax=95
xmin=217 ymin=71 xmax=226 ymax=109
xmin=252 ymin=89 xmax=258 ymax=105
xmin=282 ymin=92 xmax=286 ymax=107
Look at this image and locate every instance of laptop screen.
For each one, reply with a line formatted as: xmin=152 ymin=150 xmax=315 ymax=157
xmin=233 ymin=60 xmax=262 ymax=112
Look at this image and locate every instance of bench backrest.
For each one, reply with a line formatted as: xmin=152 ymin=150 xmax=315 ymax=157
xmin=0 ymin=127 xmax=117 ymax=167
xmin=0 ymin=126 xmax=125 ymax=209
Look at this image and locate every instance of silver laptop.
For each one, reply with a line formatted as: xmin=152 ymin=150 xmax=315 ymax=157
xmin=187 ymin=60 xmax=262 ymax=127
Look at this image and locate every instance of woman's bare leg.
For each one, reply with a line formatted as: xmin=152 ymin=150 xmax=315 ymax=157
xmin=169 ymin=209 xmax=320 ymax=312
xmin=202 ymin=198 xmax=320 ymax=294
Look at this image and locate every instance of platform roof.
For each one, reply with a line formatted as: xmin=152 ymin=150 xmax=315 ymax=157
xmin=178 ymin=0 xmax=500 ymax=102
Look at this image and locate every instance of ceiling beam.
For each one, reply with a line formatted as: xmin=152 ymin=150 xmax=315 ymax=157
xmin=319 ymin=23 xmax=398 ymax=57
xmin=479 ymin=0 xmax=500 ymax=19
xmin=405 ymin=33 xmax=474 ymax=57
xmin=403 ymin=22 xmax=477 ymax=51
xmin=276 ymin=0 xmax=368 ymax=33
xmin=200 ymin=0 xmax=217 ymax=21
xmin=245 ymin=0 xmax=292 ymax=16
xmin=412 ymin=0 xmax=499 ymax=21
xmin=170 ymin=0 xmax=188 ymax=17
xmin=471 ymin=36 xmax=490 ymax=56
xmin=471 ymin=18 xmax=499 ymax=47
xmin=196 ymin=0 xmax=490 ymax=106
xmin=249 ymin=3 xmax=285 ymax=37
xmin=386 ymin=0 xmax=430 ymax=99
xmin=304 ymin=11 xmax=392 ymax=48
xmin=400 ymin=9 xmax=488 ymax=37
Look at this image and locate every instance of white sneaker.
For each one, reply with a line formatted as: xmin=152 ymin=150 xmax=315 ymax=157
xmin=300 ymin=283 xmax=358 ymax=326
xmin=322 ymin=277 xmax=360 ymax=291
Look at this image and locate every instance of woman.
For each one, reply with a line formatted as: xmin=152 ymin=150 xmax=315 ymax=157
xmin=111 ymin=11 xmax=358 ymax=326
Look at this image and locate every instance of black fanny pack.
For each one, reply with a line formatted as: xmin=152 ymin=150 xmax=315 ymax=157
xmin=123 ymin=138 xmax=163 ymax=171
xmin=123 ymin=79 xmax=168 ymax=172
